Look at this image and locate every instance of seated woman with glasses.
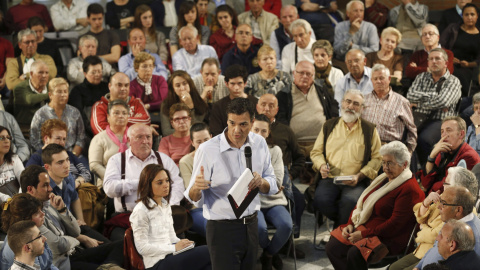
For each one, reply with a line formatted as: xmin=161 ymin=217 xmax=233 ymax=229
xmin=0 ymin=126 xmax=24 ymax=203
xmin=130 ymin=164 xmax=212 ymax=270
xmin=159 ymin=103 xmax=193 ymax=166
xmin=325 ymin=141 xmax=425 ymax=270
xmin=0 ymin=193 xmax=54 ymax=270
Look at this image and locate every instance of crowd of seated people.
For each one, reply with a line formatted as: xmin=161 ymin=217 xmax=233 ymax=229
xmin=2 ymin=0 xmax=480 ymax=270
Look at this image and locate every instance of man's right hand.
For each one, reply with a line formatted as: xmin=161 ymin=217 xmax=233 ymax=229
xmin=430 ymin=135 xmax=452 ymax=158
xmin=424 ymin=190 xmax=441 ymax=207
xmin=76 ymin=18 xmax=89 ymax=27
xmin=49 ymin=193 xmax=66 ymax=211
xmin=320 ymin=164 xmax=330 ymax=179
xmin=471 ymin=113 xmax=480 ymax=127
xmin=349 ymin=18 xmax=361 ymax=35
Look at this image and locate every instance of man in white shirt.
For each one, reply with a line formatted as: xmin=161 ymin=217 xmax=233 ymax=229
xmin=281 ymin=19 xmax=316 ymax=74
xmin=50 ymin=0 xmax=89 ymax=34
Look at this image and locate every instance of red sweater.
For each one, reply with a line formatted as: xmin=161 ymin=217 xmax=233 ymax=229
xmin=419 ymin=142 xmax=480 ymax=193
xmin=345 ymin=176 xmax=425 ymax=255
xmin=90 ymin=95 xmax=151 ymax=135
xmin=405 ymin=48 xmax=455 ymax=80
xmin=5 ymin=3 xmax=54 ymax=33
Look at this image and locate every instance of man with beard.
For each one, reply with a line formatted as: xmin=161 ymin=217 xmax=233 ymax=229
xmin=310 ymin=89 xmax=382 ymax=228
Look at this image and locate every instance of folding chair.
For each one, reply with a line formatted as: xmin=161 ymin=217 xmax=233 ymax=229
xmin=124 ymin=227 xmax=145 ymax=270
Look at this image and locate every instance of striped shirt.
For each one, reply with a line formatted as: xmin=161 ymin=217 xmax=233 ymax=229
xmin=362 ymin=90 xmax=418 ymax=152
xmin=406 ymin=70 xmax=461 ymax=120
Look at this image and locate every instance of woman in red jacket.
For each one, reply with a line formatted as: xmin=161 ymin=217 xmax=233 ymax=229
xmin=325 ymin=141 xmax=425 ymax=270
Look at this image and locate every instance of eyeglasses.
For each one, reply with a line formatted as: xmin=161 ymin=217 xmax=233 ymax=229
xmin=428 ymin=57 xmax=444 ymax=62
xmin=295 ymin=71 xmax=313 ymax=78
xmin=236 ymin=31 xmax=252 ymax=36
xmin=139 ymin=64 xmax=154 ymax=70
xmin=422 ymin=32 xmax=438 ymax=37
xmin=381 ymin=161 xmax=399 ymax=168
xmin=26 ymin=234 xmax=44 ymax=245
xmin=343 ymin=99 xmax=362 ymax=108
xmin=346 ymin=58 xmax=363 ymax=65
xmin=172 ymin=116 xmax=191 ymax=123
xmin=22 ymin=40 xmax=36 ymax=45
xmin=438 ymin=200 xmax=461 ymax=208
xmin=0 ymin=135 xmax=12 ymax=141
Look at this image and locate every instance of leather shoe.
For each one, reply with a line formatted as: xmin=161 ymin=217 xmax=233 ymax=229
xmin=272 ymin=254 xmax=283 ymax=270
xmin=261 ymin=252 xmax=273 ymax=270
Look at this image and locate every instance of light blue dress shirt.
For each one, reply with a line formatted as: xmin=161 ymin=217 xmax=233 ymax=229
xmin=184 ymin=131 xmax=278 ymax=220
xmin=334 ymin=66 xmax=374 ymax=104
xmin=333 ymin=20 xmax=379 ymax=60
xmin=118 ymin=49 xmax=168 ymax=81
xmin=172 ymin=45 xmax=218 ymax=78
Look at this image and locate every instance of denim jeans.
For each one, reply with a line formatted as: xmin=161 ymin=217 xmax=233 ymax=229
xmin=190 ymin=207 xmax=207 ymax=238
xmin=313 ymin=178 xmax=367 ymax=227
xmin=257 ymin=205 xmax=293 ymax=255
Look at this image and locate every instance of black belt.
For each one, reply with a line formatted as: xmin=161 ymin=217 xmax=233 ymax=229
xmin=217 ymin=212 xmax=257 ymax=225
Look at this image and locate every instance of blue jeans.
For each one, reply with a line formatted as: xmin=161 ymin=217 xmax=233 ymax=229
xmin=313 ymin=178 xmax=367 ymax=227
xmin=190 ymin=208 xmax=207 ymax=238
xmin=257 ymin=206 xmax=293 ymax=255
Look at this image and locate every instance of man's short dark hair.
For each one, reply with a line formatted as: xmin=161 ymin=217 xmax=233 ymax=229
xmin=83 ymin=55 xmax=103 ymax=73
xmin=41 ymin=144 xmax=67 ymax=165
xmin=87 ymin=3 xmax=104 ymax=17
xmin=227 ymin=98 xmax=255 ymax=121
xmin=224 ymin=64 xmax=248 ymax=83
xmin=27 ymin=16 xmax=46 ymax=29
xmin=20 ymin=165 xmax=48 ymax=193
xmin=201 ymin=58 xmax=220 ymax=71
xmin=7 ymin=220 xmax=37 ymax=256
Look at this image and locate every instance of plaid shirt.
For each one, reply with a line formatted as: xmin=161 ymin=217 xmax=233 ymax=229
xmin=407 ymin=70 xmax=461 ymax=120
xmin=9 ymin=260 xmax=40 ymax=270
xmin=362 ymin=90 xmax=418 ymax=152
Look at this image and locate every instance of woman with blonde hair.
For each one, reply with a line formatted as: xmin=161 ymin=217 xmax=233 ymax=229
xmin=366 ymin=27 xmax=404 ymax=82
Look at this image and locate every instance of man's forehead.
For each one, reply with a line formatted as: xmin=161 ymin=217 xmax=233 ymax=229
xmin=344 ymin=93 xmax=364 ymax=102
xmin=259 ymin=95 xmax=277 ymax=105
xmin=228 ymin=112 xmax=251 ymax=122
xmin=202 ymin=64 xmax=218 ymax=73
xmin=130 ymin=30 xmax=144 ymax=39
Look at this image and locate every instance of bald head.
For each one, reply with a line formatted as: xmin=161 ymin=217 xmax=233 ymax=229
xmin=109 ymin=72 xmax=130 ymax=101
xmin=257 ymin=94 xmax=278 ymax=122
xmin=293 ymin=61 xmax=315 ymax=93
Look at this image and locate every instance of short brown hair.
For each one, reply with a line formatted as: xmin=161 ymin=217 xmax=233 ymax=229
xmin=1 ymin=193 xmax=42 ymax=233
xmin=169 ymin=103 xmax=192 ymax=120
xmin=41 ymin=119 xmax=67 ymax=142
xmin=134 ymin=51 xmax=155 ymax=72
xmin=311 ymin=40 xmax=333 ymax=57
xmin=7 ymin=220 xmax=37 ymax=256
xmin=257 ymin=45 xmax=276 ymax=59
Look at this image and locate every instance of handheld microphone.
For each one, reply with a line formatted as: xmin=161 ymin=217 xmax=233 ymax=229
xmin=245 ymin=146 xmax=252 ymax=171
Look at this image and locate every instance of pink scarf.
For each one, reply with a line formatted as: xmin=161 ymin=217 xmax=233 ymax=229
xmin=106 ymin=125 xmax=128 ymax=153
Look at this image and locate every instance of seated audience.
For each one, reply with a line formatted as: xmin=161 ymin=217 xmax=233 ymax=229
xmin=366 ymin=27 xmax=403 ymax=83
xmin=209 ymin=65 xmax=258 ymax=136
xmin=252 ymin=114 xmax=292 ymax=270
xmin=418 ymin=116 xmax=480 ymax=193
xmin=209 ymin=4 xmax=240 ymax=62
xmin=333 ymin=1 xmax=379 ymax=61
xmin=106 ymin=0 xmax=137 ymax=29
xmin=311 ymin=40 xmax=344 ymax=93
xmin=134 ymin=4 xmax=168 ymax=64
xmin=405 ymin=24 xmax=455 ymax=80
xmin=0 ymin=111 xmax=29 ymax=162
xmin=389 ymin=0 xmax=427 ymax=53
xmin=238 ymin=0 xmax=279 ymax=44
xmin=8 ymin=220 xmax=48 ymax=270
xmin=389 ymin=166 xmax=478 ymax=270
xmin=119 ymin=28 xmax=168 ymax=81
xmin=414 ymin=185 xmax=480 ymax=269
xmin=172 ymin=25 xmax=218 ymax=78
xmin=206 ymin=0 xmax=244 ymax=15
xmin=169 ymin=1 xmax=211 ymax=56
xmin=245 ymin=45 xmax=292 ymax=98
xmin=281 ymin=19 xmax=316 ymax=74
xmin=439 ymin=0 xmax=479 ymax=33
xmin=193 ymin=58 xmax=229 ymax=104
xmin=407 ymin=48 xmax=462 ymax=165
xmin=179 ymin=123 xmax=211 ymax=237
xmin=161 ymin=71 xmax=208 ymax=136
xmin=0 ymin=195 xmax=57 ymax=270
xmin=311 ymin=89 xmax=381 ymax=228
xmin=69 ymin=56 xmax=110 ymax=137
xmin=159 ymin=103 xmax=192 ymax=166
xmin=129 ymin=52 xmax=168 ymax=113
xmin=4 ymin=0 xmax=53 ymax=33
xmin=325 ymin=141 xmax=424 ymax=269
xmin=221 ymin=24 xmax=262 ymax=75
xmin=12 ymin=60 xmax=49 ymax=129
xmin=466 ymin=92 xmax=480 ymax=156
xmin=91 ymin=72 xmax=151 ymax=135
xmin=130 ymin=164 xmax=212 ymax=270
xmin=246 ymin=0 xmax=281 ymax=17
xmin=67 ymin=36 xmax=114 ymax=88
xmin=196 ymin=0 xmax=218 ymax=32
xmin=277 ymin=61 xmax=338 ymax=156
xmin=26 ymin=119 xmax=91 ymax=186
xmin=30 ymin=78 xmax=85 ymax=154
xmin=364 ymin=0 xmax=389 ymax=34
xmin=362 ymin=64 xmax=417 ymax=152
xmin=50 ymin=0 xmax=90 ymax=34
xmin=334 ymin=49 xmax=373 ymax=105
xmin=89 ymin=99 xmax=129 ymax=189
xmin=440 ymin=3 xmax=480 ymax=96
xmin=21 ymin=165 xmax=124 ymax=269
xmin=83 ymin=4 xmax=121 ymax=64
xmin=0 ymin=126 xmax=24 ymax=203
xmin=6 ymin=29 xmax=56 ymax=91
xmin=295 ymin=0 xmax=341 ymax=41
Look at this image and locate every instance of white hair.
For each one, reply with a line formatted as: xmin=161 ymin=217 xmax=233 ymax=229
xmin=178 ymin=25 xmax=198 ymax=39
xmin=289 ymin=19 xmax=312 ymax=35
xmin=372 ymin=63 xmax=390 ymax=77
xmin=379 ymin=141 xmax=410 ymax=167
xmin=346 ymin=0 xmax=364 ymax=13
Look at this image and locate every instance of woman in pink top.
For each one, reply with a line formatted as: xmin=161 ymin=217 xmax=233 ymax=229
xmin=158 ymin=103 xmax=192 ymax=165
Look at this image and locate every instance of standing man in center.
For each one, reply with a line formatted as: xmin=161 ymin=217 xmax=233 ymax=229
xmin=185 ymin=98 xmax=278 ymax=269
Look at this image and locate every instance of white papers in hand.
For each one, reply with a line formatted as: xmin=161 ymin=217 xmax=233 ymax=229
xmin=227 ymin=168 xmax=254 ymax=205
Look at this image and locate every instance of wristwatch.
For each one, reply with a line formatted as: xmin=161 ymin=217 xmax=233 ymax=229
xmin=58 ymin=207 xmax=68 ymax=213
xmin=475 ymin=124 xmax=480 ymax=128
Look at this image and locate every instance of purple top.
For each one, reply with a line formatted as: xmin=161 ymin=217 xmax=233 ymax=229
xmin=129 ymin=75 xmax=168 ymax=111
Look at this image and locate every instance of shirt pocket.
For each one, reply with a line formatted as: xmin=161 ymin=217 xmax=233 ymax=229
xmin=351 ymin=141 xmax=366 ymax=163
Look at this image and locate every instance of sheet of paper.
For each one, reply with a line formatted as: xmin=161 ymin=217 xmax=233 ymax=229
xmin=227 ymin=168 xmax=254 ymax=205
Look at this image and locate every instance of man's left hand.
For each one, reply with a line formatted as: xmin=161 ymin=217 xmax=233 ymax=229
xmin=248 ymin=172 xmax=263 ymax=190
xmin=344 ymin=174 xmax=359 ymax=187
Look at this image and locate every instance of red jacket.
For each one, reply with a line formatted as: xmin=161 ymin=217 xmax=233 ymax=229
xmin=419 ymin=142 xmax=480 ymax=193
xmin=345 ymin=176 xmax=425 ymax=255
xmin=90 ymin=95 xmax=151 ymax=135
